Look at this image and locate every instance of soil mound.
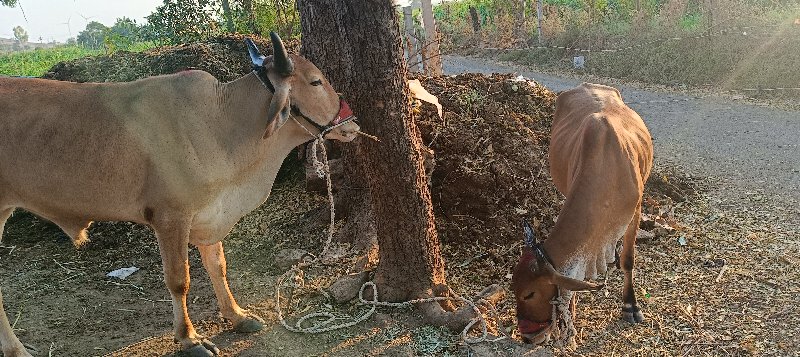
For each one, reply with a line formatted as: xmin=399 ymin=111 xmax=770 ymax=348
xmin=414 ymin=73 xmax=561 ymax=245
xmin=42 ymin=34 xmax=298 ymax=83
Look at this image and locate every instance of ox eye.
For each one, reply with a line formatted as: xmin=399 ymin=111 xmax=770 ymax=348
xmin=310 ymin=79 xmax=323 ymax=86
xmin=523 ymin=292 xmax=535 ymax=300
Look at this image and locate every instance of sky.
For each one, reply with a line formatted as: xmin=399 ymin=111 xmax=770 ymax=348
xmin=0 ymin=0 xmax=163 ymax=43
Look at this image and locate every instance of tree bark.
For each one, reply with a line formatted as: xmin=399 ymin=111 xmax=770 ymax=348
xmin=297 ymin=0 xmax=447 ymax=302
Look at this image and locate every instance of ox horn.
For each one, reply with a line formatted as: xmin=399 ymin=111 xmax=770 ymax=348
xmin=270 ymin=31 xmax=294 ymax=76
xmin=541 ymin=261 xmax=604 ymax=292
xmin=244 ymin=38 xmax=265 ymax=67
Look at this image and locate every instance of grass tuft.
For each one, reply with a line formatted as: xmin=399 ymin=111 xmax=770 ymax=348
xmin=0 ymin=46 xmax=101 ymax=77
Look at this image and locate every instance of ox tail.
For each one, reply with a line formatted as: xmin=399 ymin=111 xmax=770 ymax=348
xmin=51 ymin=219 xmax=93 ymax=248
xmin=72 ymin=227 xmax=91 ymax=248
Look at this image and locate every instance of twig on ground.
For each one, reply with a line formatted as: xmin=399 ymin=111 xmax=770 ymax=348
xmin=52 ymin=259 xmax=74 ymax=274
xmin=11 ymin=308 xmax=22 ymax=329
xmin=715 ymin=265 xmax=728 ymax=283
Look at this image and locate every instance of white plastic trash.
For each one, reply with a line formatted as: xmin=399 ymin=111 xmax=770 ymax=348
xmin=107 ymin=267 xmax=140 ymax=280
xmin=573 ymin=56 xmax=585 ymax=69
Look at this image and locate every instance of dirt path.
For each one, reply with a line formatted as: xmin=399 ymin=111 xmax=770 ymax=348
xmin=444 ymin=55 xmax=800 ymax=223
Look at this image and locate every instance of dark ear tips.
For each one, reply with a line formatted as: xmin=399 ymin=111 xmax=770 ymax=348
xmin=245 ymin=37 xmax=265 ymax=67
xmin=523 ymin=220 xmax=536 ymax=247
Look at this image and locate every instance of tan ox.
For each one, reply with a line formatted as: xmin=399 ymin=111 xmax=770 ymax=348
xmin=0 ymin=33 xmax=359 ymax=357
xmin=512 ymin=83 xmax=653 ymax=344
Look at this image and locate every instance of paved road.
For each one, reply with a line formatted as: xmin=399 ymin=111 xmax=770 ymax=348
xmin=444 ymin=55 xmax=800 ymax=217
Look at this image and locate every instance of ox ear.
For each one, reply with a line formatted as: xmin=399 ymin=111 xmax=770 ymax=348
xmin=270 ymin=31 xmax=294 ymax=76
xmin=522 ymin=220 xmax=536 ymax=247
xmin=263 ymin=76 xmax=291 ymax=139
xmin=244 ymin=38 xmax=266 ymax=67
xmin=541 ymin=263 xmax=604 ymax=292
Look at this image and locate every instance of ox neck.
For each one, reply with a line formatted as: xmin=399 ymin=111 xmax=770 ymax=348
xmin=220 ymin=72 xmax=313 ymax=153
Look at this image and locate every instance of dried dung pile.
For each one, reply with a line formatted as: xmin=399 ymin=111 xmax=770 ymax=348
xmin=414 ymin=73 xmax=561 ymax=247
xmin=42 ymin=34 xmax=297 ymax=83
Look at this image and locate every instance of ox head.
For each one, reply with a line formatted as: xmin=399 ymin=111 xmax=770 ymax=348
xmin=245 ymin=32 xmax=359 ymax=141
xmin=511 ymin=220 xmax=603 ymax=344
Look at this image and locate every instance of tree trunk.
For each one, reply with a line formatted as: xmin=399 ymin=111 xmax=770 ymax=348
xmin=469 ymin=6 xmax=481 ymax=34
xmin=297 ymin=0 xmax=446 ymax=302
xmin=297 ymin=1 xmax=370 ymax=255
xmin=241 ymin=0 xmax=258 ymax=34
xmin=404 ymin=6 xmax=420 ymax=72
xmin=420 ymin=0 xmax=442 ymax=76
xmin=536 ymin=0 xmax=544 ymax=44
xmin=515 ymin=0 xmax=526 ymax=44
xmin=220 ymin=0 xmax=236 ymax=33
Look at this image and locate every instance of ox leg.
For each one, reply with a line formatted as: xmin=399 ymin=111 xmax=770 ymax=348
xmin=0 ymin=288 xmax=32 ymax=357
xmin=620 ymin=204 xmax=645 ymax=323
xmin=196 ymin=242 xmax=263 ymax=333
xmin=1 ymin=208 xmax=33 ymax=357
xmin=153 ymin=219 xmax=220 ymax=357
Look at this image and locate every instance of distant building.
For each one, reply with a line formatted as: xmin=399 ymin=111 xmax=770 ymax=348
xmin=0 ymin=37 xmax=58 ymax=54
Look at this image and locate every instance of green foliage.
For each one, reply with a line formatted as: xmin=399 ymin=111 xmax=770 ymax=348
xmin=679 ymin=12 xmax=703 ymax=30
xmin=105 ymin=17 xmax=148 ymax=53
xmin=546 ymin=0 xmax=584 ymax=10
xmin=0 ymin=0 xmax=17 ymax=7
xmin=0 ymin=46 xmax=100 ymax=77
xmin=250 ymin=0 xmax=299 ymax=39
xmin=144 ymin=0 xmax=221 ymax=45
xmin=136 ymin=0 xmax=300 ymax=45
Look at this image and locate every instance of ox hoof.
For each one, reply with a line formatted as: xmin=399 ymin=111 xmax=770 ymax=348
xmin=622 ymin=306 xmax=645 ymax=323
xmin=234 ymin=317 xmax=264 ymax=333
xmin=183 ymin=340 xmax=220 ymax=357
xmin=2 ymin=346 xmax=34 ymax=357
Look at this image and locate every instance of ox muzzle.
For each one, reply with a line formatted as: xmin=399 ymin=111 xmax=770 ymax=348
xmin=517 ymin=317 xmax=552 ymax=345
xmin=290 ymin=95 xmax=358 ymax=138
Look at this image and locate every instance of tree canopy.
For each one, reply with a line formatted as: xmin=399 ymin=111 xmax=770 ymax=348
xmin=145 ymin=0 xmax=220 ymax=45
xmin=76 ymin=21 xmax=109 ymax=49
xmin=12 ymin=25 xmax=27 ymax=43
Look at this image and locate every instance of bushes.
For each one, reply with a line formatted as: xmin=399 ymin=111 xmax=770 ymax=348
xmin=439 ymin=0 xmax=800 ymax=91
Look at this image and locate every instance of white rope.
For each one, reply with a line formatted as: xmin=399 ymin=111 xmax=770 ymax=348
xmin=290 ymin=117 xmax=336 ymax=258
xmin=276 ymin=277 xmax=508 ymax=344
xmin=549 ymin=289 xmax=578 ymax=350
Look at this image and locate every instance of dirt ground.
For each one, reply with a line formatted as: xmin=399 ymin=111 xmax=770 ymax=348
xmin=1 ymin=36 xmax=797 ymax=356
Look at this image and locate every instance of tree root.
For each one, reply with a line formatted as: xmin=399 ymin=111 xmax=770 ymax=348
xmin=421 ymin=283 xmax=506 ymax=333
xmin=327 ymin=271 xmax=371 ymax=304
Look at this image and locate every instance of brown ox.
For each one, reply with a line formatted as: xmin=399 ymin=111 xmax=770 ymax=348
xmin=0 ymin=33 xmax=359 ymax=357
xmin=512 ymin=83 xmax=653 ymax=344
